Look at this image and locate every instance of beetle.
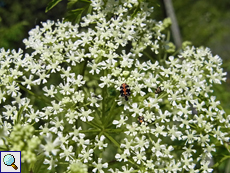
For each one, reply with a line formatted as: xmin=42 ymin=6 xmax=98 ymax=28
xmin=138 ymin=116 xmax=145 ymax=125
xmin=120 ymin=83 xmax=131 ymax=101
xmin=155 ymin=86 xmax=162 ymax=94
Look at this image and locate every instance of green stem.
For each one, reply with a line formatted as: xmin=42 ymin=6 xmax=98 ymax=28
xmin=86 ymin=121 xmax=101 ymax=130
xmin=172 ymin=49 xmax=180 ymax=57
xmin=102 ymin=87 xmax=106 ymax=119
xmin=127 ymin=158 xmax=140 ymax=169
xmin=157 ymin=92 xmax=168 ymax=100
xmin=161 ymin=30 xmax=171 ymax=62
xmin=158 ymin=74 xmax=165 ymax=82
xmin=18 ymin=83 xmax=50 ymax=104
xmin=81 ymin=58 xmax=88 ymax=78
xmin=105 ymin=96 xmax=118 ymax=128
xmin=212 ymin=155 xmax=230 ymax=168
xmin=104 ymin=132 xmax=120 ymax=148
xmin=102 ymin=70 xmax=108 ymax=119
xmin=18 ymin=83 xmax=36 ymax=96
xmin=143 ymin=51 xmax=155 ymax=62
xmin=166 ymin=30 xmax=171 ymax=42
xmin=79 ymin=129 xmax=101 ymax=133
xmin=105 ymin=128 xmax=126 ymax=133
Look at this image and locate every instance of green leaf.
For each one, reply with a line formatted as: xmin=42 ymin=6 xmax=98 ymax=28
xmin=87 ymin=3 xmax=92 ymax=14
xmin=21 ymin=162 xmax=30 ymax=173
xmin=0 ymin=145 xmax=8 ymax=151
xmin=33 ymin=153 xmax=47 ymax=173
xmin=68 ymin=0 xmax=79 ymax=2
xmin=79 ymin=0 xmax=91 ymax=2
xmin=45 ymin=0 xmax=63 ymax=13
xmin=212 ymin=155 xmax=230 ymax=168
xmin=65 ymin=8 xmax=84 ymax=23
xmin=15 ymin=105 xmax=26 ymax=125
xmin=67 ymin=0 xmax=79 ymax=9
xmin=67 ymin=0 xmax=91 ymax=9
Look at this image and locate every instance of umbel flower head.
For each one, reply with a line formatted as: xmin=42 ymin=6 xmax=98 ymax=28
xmin=0 ymin=0 xmax=229 ymax=172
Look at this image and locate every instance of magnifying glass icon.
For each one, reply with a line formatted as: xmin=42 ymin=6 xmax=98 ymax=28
xmin=3 ymin=154 xmax=18 ymax=170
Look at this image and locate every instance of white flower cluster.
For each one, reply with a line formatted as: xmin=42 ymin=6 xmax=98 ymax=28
xmin=0 ymin=0 xmax=229 ymax=172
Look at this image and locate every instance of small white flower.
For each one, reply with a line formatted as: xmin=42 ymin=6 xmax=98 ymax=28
xmin=43 ymin=156 xmax=58 ymax=170
xmin=6 ymin=81 xmax=19 ymax=97
xmin=78 ymin=146 xmax=94 ymax=163
xmin=94 ymin=135 xmax=108 ymax=150
xmin=112 ymin=114 xmax=128 ymax=128
xmin=59 ymin=144 xmax=75 ymax=161
xmin=168 ymin=90 xmax=181 ymax=106
xmin=124 ymin=122 xmax=138 ymax=136
xmin=73 ymin=75 xmax=85 ymax=87
xmin=115 ymin=153 xmax=129 ymax=162
xmin=25 ymin=108 xmax=41 ymax=123
xmin=134 ymin=136 xmax=149 ymax=152
xmin=35 ymin=71 xmax=50 ymax=84
xmin=49 ymin=117 xmax=64 ymax=134
xmin=92 ymin=158 xmax=108 ymax=173
xmin=40 ymin=133 xmax=61 ymax=156
xmin=182 ymin=130 xmax=198 ymax=144
xmin=79 ymin=107 xmax=94 ymax=122
xmin=21 ymin=75 xmax=35 ymax=90
xmin=99 ymin=74 xmax=114 ymax=88
xmin=132 ymin=150 xmax=146 ymax=164
xmin=129 ymin=103 xmax=144 ymax=117
xmin=43 ymin=85 xmax=57 ymax=98
xmin=88 ymin=60 xmax=101 ymax=74
xmin=88 ymin=92 xmax=102 ymax=107
xmin=151 ymin=139 xmax=166 ymax=158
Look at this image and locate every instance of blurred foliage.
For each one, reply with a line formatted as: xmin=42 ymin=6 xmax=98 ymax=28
xmin=0 ymin=21 xmax=28 ymax=48
xmin=173 ymin=0 xmax=230 ymax=69
xmin=46 ymin=0 xmax=92 ymax=23
xmin=0 ymin=0 xmax=66 ymax=50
